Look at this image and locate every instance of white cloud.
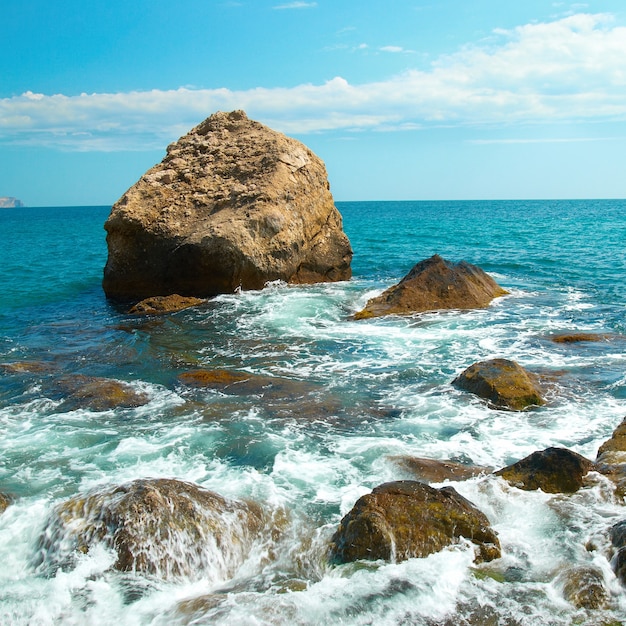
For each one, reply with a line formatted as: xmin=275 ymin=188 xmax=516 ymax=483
xmin=1 ymin=13 xmax=625 ymax=151
xmin=380 ymin=46 xmax=405 ymax=53
xmin=273 ymin=1 xmax=317 ymax=9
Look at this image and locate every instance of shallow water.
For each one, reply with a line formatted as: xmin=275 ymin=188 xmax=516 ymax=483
xmin=1 ymin=200 xmax=625 ymax=624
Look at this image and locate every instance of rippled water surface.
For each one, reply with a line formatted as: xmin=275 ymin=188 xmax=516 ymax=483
xmin=1 ymin=200 xmax=625 ymax=625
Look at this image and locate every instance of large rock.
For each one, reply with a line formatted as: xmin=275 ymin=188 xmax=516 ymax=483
xmin=103 ymin=110 xmax=352 ymax=301
xmin=452 ymin=358 xmax=545 ymax=411
xmin=495 ymin=447 xmax=594 ymax=493
xmin=34 ymin=478 xmax=268 ymax=581
xmin=329 ymin=480 xmax=500 ymax=565
xmin=354 ymin=255 xmax=507 ymax=319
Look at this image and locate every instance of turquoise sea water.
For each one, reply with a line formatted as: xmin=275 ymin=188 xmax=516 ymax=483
xmin=1 ymin=199 xmax=625 ymax=624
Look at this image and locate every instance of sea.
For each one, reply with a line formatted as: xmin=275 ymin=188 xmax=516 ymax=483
xmin=0 ymin=199 xmax=625 ymax=625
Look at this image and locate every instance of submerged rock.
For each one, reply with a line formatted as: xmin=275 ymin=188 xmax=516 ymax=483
xmin=556 ymin=565 xmax=609 ymax=609
xmin=452 ymin=358 xmax=545 ymax=411
xmin=57 ymin=375 xmax=150 ymax=411
xmin=35 ymin=478 xmax=268 ymax=581
xmin=128 ymin=294 xmax=205 ymax=315
xmin=354 ymin=255 xmax=507 ymax=319
xmin=103 ymin=110 xmax=352 ymax=301
xmin=329 ymin=480 xmax=500 ymax=565
xmin=495 ymin=447 xmax=594 ymax=493
xmin=388 ymin=456 xmax=491 ymax=483
xmin=550 ymin=332 xmax=609 ymax=344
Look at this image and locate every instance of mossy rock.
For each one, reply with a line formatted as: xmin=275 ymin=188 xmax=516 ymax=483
xmin=452 ymin=358 xmax=545 ymax=411
xmin=495 ymin=447 xmax=594 ymax=494
xmin=329 ymin=480 xmax=500 ymax=565
xmin=35 ymin=478 xmax=268 ymax=581
xmin=551 ymin=332 xmax=608 ymax=344
xmin=57 ymin=375 xmax=150 ymax=411
xmin=556 ymin=565 xmax=609 ymax=609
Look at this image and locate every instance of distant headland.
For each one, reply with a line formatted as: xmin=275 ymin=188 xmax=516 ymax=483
xmin=0 ymin=197 xmax=25 ymax=208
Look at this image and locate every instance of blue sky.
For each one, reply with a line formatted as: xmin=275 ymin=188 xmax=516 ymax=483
xmin=1 ymin=0 xmax=625 ymax=206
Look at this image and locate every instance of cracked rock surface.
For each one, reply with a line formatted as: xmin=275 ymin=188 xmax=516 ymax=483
xmin=103 ymin=110 xmax=352 ymax=301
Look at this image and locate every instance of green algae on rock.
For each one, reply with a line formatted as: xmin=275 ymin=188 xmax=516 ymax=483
xmin=452 ymin=358 xmax=545 ymax=411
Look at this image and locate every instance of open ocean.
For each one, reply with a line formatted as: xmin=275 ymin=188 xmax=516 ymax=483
xmin=1 ymin=199 xmax=625 ymax=625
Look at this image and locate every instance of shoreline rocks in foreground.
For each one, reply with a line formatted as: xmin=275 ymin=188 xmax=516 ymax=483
xmin=329 ymin=480 xmax=501 ymax=565
xmin=103 ymin=109 xmax=352 ymax=302
xmin=354 ymin=254 xmax=507 ymax=319
xmin=35 ymin=478 xmax=269 ymax=581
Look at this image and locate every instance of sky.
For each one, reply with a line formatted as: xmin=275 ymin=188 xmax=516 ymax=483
xmin=1 ymin=0 xmax=625 ymax=206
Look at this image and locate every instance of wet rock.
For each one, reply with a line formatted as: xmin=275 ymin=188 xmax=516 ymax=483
xmin=452 ymin=358 xmax=545 ymax=411
xmin=354 ymin=255 xmax=507 ymax=319
xmin=178 ymin=369 xmax=316 ymax=399
xmin=1 ymin=361 xmax=52 ymax=374
xmin=0 ymin=492 xmax=11 ymax=514
xmin=550 ymin=332 xmax=608 ymax=344
xmin=388 ymin=456 xmax=492 ymax=483
xmin=329 ymin=480 xmax=500 ymax=565
xmin=610 ymin=519 xmax=626 ymax=585
xmin=128 ymin=294 xmax=205 ymax=315
xmin=103 ymin=110 xmax=352 ymax=301
xmin=495 ymin=447 xmax=594 ymax=494
xmin=57 ymin=375 xmax=150 ymax=411
xmin=556 ymin=565 xmax=609 ymax=609
xmin=35 ymin=478 xmax=268 ymax=581
xmin=595 ymin=416 xmax=626 ymax=498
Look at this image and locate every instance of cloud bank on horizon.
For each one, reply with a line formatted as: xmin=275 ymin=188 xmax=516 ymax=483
xmin=2 ymin=12 xmax=625 ymax=152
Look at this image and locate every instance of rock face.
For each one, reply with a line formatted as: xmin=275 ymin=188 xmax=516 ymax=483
xmin=452 ymin=358 xmax=545 ymax=411
xmin=35 ymin=478 xmax=267 ymax=581
xmin=103 ymin=110 xmax=352 ymax=301
xmin=495 ymin=447 xmax=594 ymax=493
xmin=329 ymin=480 xmax=500 ymax=565
xmin=354 ymin=255 xmax=507 ymax=319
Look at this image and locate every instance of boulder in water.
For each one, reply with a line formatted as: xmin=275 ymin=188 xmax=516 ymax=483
xmin=103 ymin=110 xmax=352 ymax=301
xmin=495 ymin=447 xmax=594 ymax=493
xmin=452 ymin=358 xmax=545 ymax=411
xmin=34 ymin=478 xmax=268 ymax=581
xmin=354 ymin=255 xmax=507 ymax=319
xmin=555 ymin=565 xmax=609 ymax=609
xmin=329 ymin=480 xmax=500 ymax=565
